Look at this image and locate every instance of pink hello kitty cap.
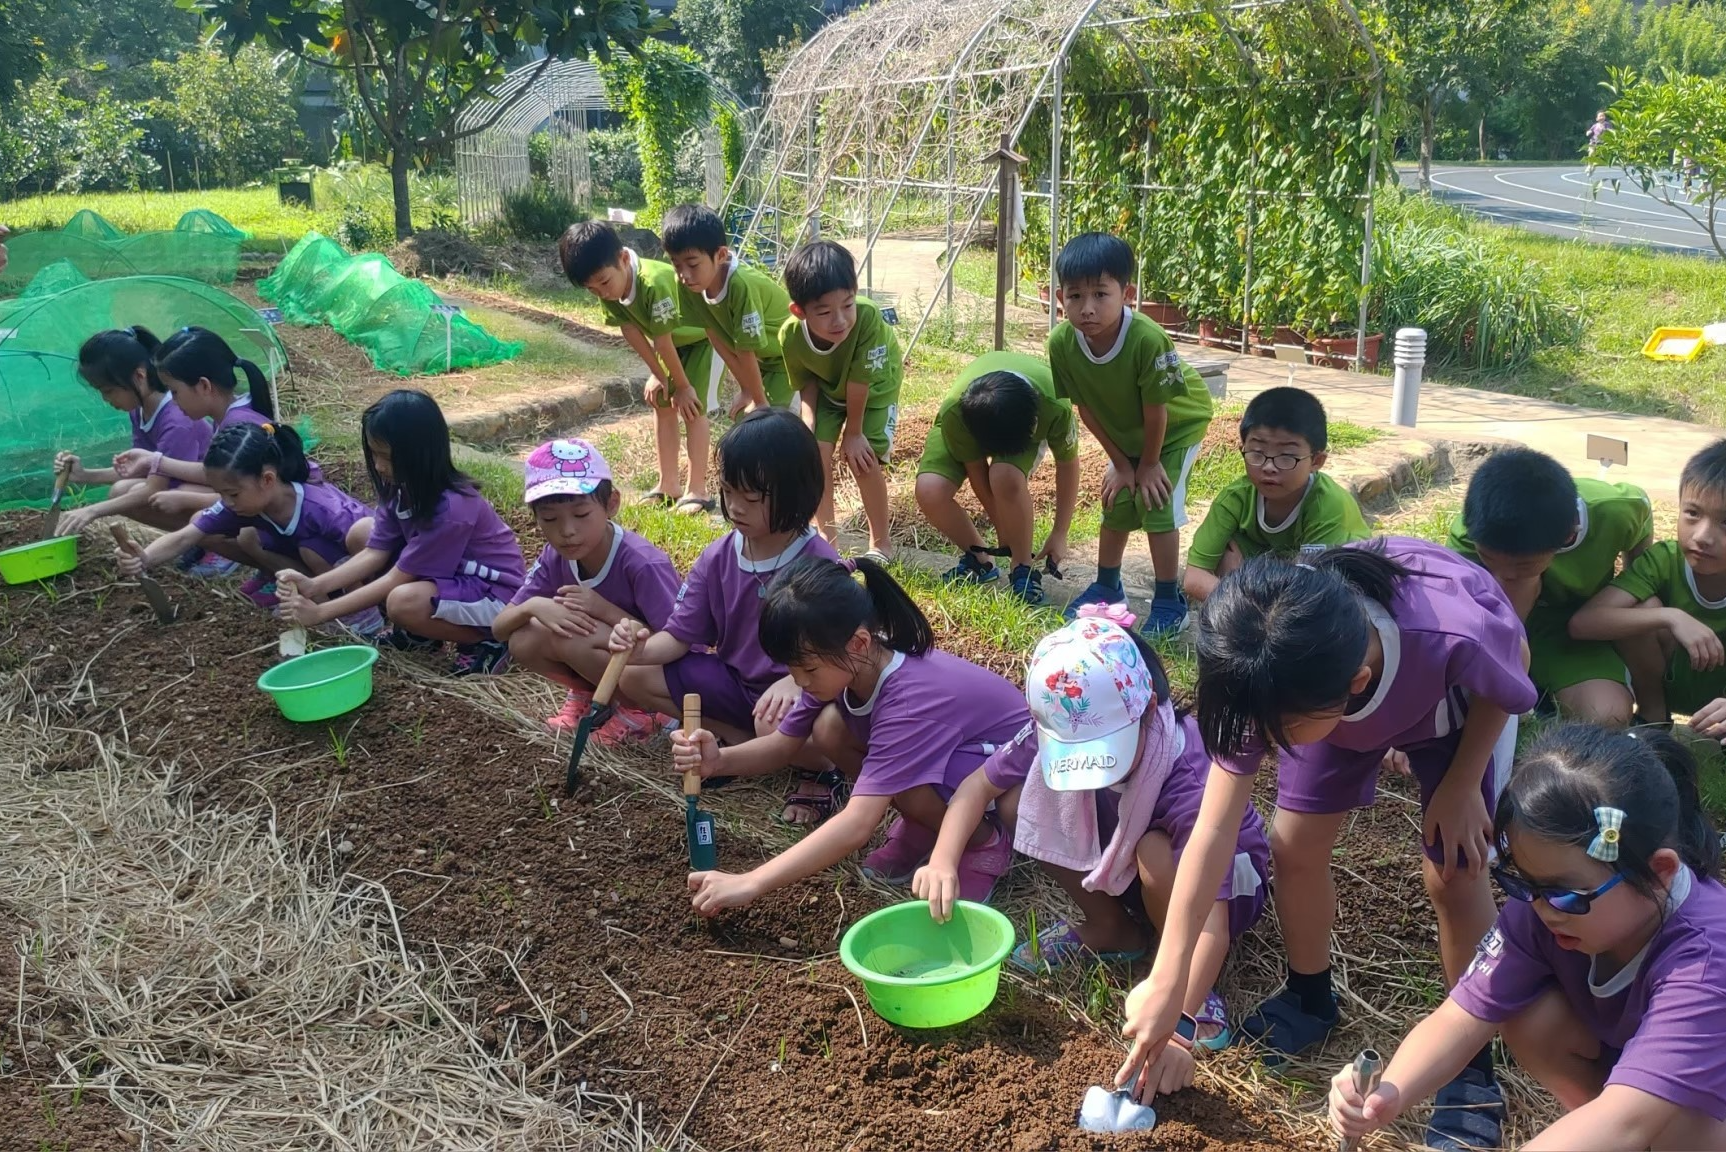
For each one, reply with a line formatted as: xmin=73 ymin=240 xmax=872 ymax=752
xmin=524 ymin=438 xmax=613 ymax=503
xmin=1024 ymin=612 xmax=1155 ymax=791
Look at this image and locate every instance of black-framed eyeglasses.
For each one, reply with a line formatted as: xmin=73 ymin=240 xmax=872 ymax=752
xmin=1490 ymin=863 xmax=1624 ymax=915
xmin=1241 ymin=450 xmax=1312 ymax=472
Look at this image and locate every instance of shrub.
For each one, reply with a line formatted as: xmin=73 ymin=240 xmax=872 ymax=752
xmin=501 ymin=179 xmax=580 ymax=241
xmin=588 ymin=128 xmax=644 ymax=207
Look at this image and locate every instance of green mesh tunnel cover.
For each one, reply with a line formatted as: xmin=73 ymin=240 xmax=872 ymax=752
xmin=0 ymin=211 xmax=246 ymax=294
xmin=259 ymin=232 xmax=521 ymax=376
xmin=0 ymin=274 xmax=288 ymax=510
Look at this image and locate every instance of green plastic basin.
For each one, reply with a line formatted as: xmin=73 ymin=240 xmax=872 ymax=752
xmin=0 ymin=536 xmax=78 ymax=584
xmin=257 ymin=645 xmax=380 ymax=722
xmin=839 ymin=900 xmax=1014 ymax=1028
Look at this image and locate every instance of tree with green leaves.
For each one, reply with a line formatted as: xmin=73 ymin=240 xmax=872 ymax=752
xmin=675 ymin=0 xmax=820 ymax=101
xmin=193 ymin=0 xmax=659 ymax=238
xmin=601 ymin=39 xmax=712 ymax=227
xmin=149 ymin=45 xmax=303 ymax=188
xmin=1591 ymin=69 xmax=1726 ymax=258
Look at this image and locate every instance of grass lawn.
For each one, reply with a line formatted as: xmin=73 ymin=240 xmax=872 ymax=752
xmin=2 ymin=187 xmax=319 ymax=253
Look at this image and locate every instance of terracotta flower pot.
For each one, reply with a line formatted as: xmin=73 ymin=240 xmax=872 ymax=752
xmin=1308 ymin=332 xmax=1384 ymax=372
xmin=1253 ymin=325 xmax=1305 ymax=357
xmin=1138 ymin=301 xmax=1188 ymax=331
xmin=1197 ymin=319 xmax=1245 ymax=351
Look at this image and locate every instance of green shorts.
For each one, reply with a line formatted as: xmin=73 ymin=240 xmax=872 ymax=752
xmin=1526 ymin=606 xmax=1629 ymax=695
xmin=916 ymin=422 xmax=1047 ymax=485
xmin=813 ymin=393 xmax=899 ymax=460
xmin=1667 ymin=647 xmax=1726 ymax=715
xmin=1100 ymin=442 xmax=1203 ymax=536
xmin=648 ymin=340 xmax=724 ymax=414
xmin=761 ymin=360 xmax=793 ymax=409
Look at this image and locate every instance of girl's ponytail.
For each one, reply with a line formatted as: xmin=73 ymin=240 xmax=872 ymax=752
xmin=1642 ymin=729 xmax=1721 ymax=881
xmin=204 ymin=421 xmax=310 ymax=485
xmin=1309 ymin=537 xmax=1410 ymax=611
xmin=155 ymin=327 xmax=274 ymax=416
xmin=235 ymin=357 xmax=277 ymax=421
xmin=77 ymin=327 xmax=166 ymax=395
xmin=760 ymin=556 xmax=933 ymax=667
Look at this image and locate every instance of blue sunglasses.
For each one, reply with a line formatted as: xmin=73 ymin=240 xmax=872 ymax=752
xmin=1490 ymin=863 xmax=1624 ymax=915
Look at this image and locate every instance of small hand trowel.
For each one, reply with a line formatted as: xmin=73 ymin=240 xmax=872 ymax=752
xmin=279 ymin=625 xmax=309 ymax=658
xmin=41 ymin=458 xmax=72 ymax=538
xmin=681 ymin=693 xmax=717 ymax=871
xmin=564 ymin=649 xmax=628 ymax=796
xmin=110 ymin=525 xmax=177 ymax=624
xmin=1078 ymin=1085 xmax=1156 ymax=1134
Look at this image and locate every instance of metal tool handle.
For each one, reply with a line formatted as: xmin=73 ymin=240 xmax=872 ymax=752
xmin=1337 ymin=1049 xmax=1384 ymax=1152
xmin=682 ymin=694 xmax=702 ymax=797
xmin=593 ymin=648 xmax=629 ymax=708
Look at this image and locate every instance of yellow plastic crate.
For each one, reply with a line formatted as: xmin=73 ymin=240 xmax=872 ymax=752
xmin=1642 ymin=326 xmax=1707 ymax=362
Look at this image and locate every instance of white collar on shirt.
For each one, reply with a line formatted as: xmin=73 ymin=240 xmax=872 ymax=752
xmin=802 ymin=320 xmax=836 ymax=357
xmin=731 ymin=527 xmax=817 ymax=574
xmin=844 ymin=650 xmax=906 ymax=717
xmin=704 ymin=252 xmax=740 ymax=305
xmin=1257 ymin=476 xmax=1316 ymax=536
xmin=1590 ymin=865 xmax=1693 ymax=997
xmin=263 ymin=482 xmax=306 ymax=536
xmin=1076 ymin=307 xmax=1133 ymax=365
xmin=137 ymin=391 xmax=175 ymax=433
xmin=1557 ymin=496 xmax=1588 ymax=555
xmin=618 ymin=248 xmax=642 ymax=308
xmin=1339 ymin=598 xmax=1400 ymax=725
xmin=576 ymin=522 xmax=623 ymax=586
xmin=1685 ymin=561 xmax=1726 ymax=611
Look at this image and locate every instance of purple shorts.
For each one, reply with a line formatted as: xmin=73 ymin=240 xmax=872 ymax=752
xmin=1275 ymin=732 xmax=1511 ymax=867
xmin=259 ymin=528 xmax=349 ymax=568
xmin=662 ymin=651 xmax=759 ymax=734
xmin=427 ymin=574 xmax=513 ymax=632
xmin=1098 ymin=791 xmax=1269 ymax=942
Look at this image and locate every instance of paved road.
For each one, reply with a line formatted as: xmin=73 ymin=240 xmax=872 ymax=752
xmin=1398 ymin=164 xmax=1718 ymax=256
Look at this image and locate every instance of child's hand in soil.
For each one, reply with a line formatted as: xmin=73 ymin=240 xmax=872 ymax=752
xmin=1329 ymin=1062 xmax=1400 ymax=1141
xmin=113 ymin=449 xmax=158 ymax=480
xmin=1116 ymin=974 xmax=1182 ymax=1099
xmin=276 ymin=581 xmax=326 ymax=628
xmin=1134 ymin=1040 xmax=1195 ymax=1102
xmin=57 ymin=505 xmax=98 ymax=538
xmin=688 ymin=869 xmax=757 ymax=915
xmin=672 ymin=727 xmax=721 ymax=777
xmin=910 ymin=862 xmax=960 ymax=922
xmin=607 ymin=617 xmax=648 ymax=657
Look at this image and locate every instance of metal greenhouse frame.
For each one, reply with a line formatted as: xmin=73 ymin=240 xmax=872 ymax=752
xmin=726 ymin=0 xmax=1385 ymax=361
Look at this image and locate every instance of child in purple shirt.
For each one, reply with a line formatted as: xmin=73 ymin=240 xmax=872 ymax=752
xmin=277 ymin=390 xmax=524 ymax=677
xmin=57 ymin=327 xmax=214 ymax=541
xmin=493 ymin=438 xmax=681 ymax=741
xmin=913 ymin=608 xmax=1269 ymax=1103
xmin=671 ymin=556 xmax=1022 ymax=915
xmin=609 ymin=409 xmax=838 ymax=822
xmin=1331 ymin=723 xmax=1726 ymax=1150
xmin=1116 ymin=538 xmax=1536 ymax=1150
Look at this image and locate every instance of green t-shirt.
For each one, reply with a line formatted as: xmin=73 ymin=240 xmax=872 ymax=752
xmin=676 ymin=255 xmax=791 ymax=364
xmin=1448 ymin=478 xmax=1652 ymax=611
xmin=1046 ymin=309 xmax=1212 ymax=457
xmin=779 ymin=296 xmax=903 ymax=407
xmin=1187 ymin=472 xmax=1369 ymax=571
xmin=936 ymin=350 xmax=1078 ymax=465
xmin=598 ymin=252 xmax=707 ymax=348
xmin=1612 ymin=540 xmax=1726 ymax=631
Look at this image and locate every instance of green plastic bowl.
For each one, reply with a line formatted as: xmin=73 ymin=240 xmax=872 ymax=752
xmin=0 ymin=536 xmax=78 ymax=585
xmin=839 ymin=899 xmax=1014 ymax=1028
xmin=257 ymin=645 xmax=380 ymax=722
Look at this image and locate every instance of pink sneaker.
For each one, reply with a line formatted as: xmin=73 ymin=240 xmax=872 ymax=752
xmin=591 ymin=704 xmax=658 ymax=747
xmin=545 ymin=685 xmax=595 ymax=732
xmin=239 ymin=571 xmax=278 ymax=608
xmin=861 ymin=816 xmax=938 ymax=886
xmin=956 ymin=818 xmax=1014 ymax=904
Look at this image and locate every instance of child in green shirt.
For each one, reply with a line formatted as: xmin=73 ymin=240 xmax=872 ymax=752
xmin=1450 ymin=447 xmax=1652 ymax=726
xmin=1047 ymin=233 xmax=1212 ymax=634
xmin=559 ymin=221 xmax=717 ymax=514
xmin=779 ymin=240 xmax=903 ymax=561
xmin=1572 ymin=440 xmax=1726 ymax=732
xmin=1184 ymin=387 xmax=1367 ymax=606
xmin=915 ymin=349 xmax=1080 ymax=605
xmin=661 ymin=204 xmax=792 ymax=419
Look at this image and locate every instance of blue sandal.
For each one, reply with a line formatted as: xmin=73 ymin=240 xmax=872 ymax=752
xmin=1424 ymin=1068 xmax=1505 ymax=1150
xmin=1240 ymin=988 xmax=1337 ymax=1065
xmin=1008 ymin=920 xmax=1146 ymax=975
xmin=1193 ymin=988 xmax=1233 ymax=1052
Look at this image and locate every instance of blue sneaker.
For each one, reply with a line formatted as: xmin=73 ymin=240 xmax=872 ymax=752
xmin=942 ymin=550 xmax=999 ymax=586
xmin=1146 ymin=592 xmax=1188 ymax=636
xmin=185 ymin=551 xmax=239 ymax=579
xmin=1063 ymin=580 xmax=1126 ymax=621
xmin=1008 ymin=564 xmax=1046 ymax=606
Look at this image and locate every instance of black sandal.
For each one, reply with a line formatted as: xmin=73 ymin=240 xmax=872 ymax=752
xmin=672 ymin=495 xmax=717 ymax=516
xmin=776 ymin=769 xmax=847 ymax=829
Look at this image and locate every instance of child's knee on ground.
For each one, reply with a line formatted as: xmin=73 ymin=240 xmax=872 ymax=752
xmin=1555 ymin=678 xmax=1635 ymax=726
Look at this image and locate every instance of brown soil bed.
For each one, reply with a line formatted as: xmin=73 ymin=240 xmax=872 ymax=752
xmin=0 ymin=511 xmax=1354 ymax=1151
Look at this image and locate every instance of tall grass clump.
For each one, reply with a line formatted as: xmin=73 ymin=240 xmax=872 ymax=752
xmin=1372 ymin=190 xmax=1583 ymax=370
xmin=500 ymin=180 xmax=581 ymax=241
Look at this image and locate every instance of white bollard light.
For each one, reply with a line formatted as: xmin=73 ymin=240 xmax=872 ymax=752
xmin=1391 ymin=327 xmax=1426 ymax=428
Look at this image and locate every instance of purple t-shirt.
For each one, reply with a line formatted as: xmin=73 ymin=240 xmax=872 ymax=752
xmin=1451 ymin=868 xmax=1726 ymax=1120
xmin=131 ymin=394 xmax=211 ymax=465
xmin=366 ymin=487 xmax=525 ymax=591
xmin=1219 ymin=537 xmax=1536 ymax=774
xmin=217 ymin=396 xmax=323 ymax=481
xmin=194 ymin=480 xmax=371 ymax=565
xmin=985 ymin=710 xmax=1269 ymax=901
xmin=779 ymin=649 xmax=1031 ymax=799
xmin=511 ymin=524 xmax=681 ymax=631
xmin=664 ymin=529 xmax=838 ymax=695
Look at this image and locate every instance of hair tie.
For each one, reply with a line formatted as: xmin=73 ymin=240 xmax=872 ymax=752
xmin=1296 ymin=562 xmax=1317 ymax=571
xmin=1588 ymin=806 xmax=1625 ymax=863
xmin=260 ymin=422 xmax=275 ymax=435
xmin=1075 ymin=601 xmax=1138 ymax=629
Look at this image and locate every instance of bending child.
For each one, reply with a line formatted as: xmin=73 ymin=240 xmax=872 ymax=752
xmin=1330 ymin=724 xmax=1726 ymax=1150
xmin=493 ymin=438 xmax=681 ymax=741
xmin=1183 ymin=387 xmax=1367 ymax=606
xmin=912 ymin=608 xmax=1268 ymax=1101
xmin=1450 ymin=446 xmax=1652 ymax=726
xmin=1572 ymin=440 xmax=1726 ymax=735
xmin=1116 ymin=539 xmax=1536 ymax=1151
xmin=58 ymin=327 xmax=213 ymax=551
xmin=114 ymin=422 xmax=379 ymax=628
xmin=779 ymin=240 xmax=903 ymax=562
xmin=605 ymin=408 xmax=840 ymax=823
xmin=559 ymin=222 xmax=717 ymax=514
xmin=275 ymin=390 xmax=524 ymax=677
xmin=916 ymin=349 xmax=1079 ymax=605
xmin=1049 ymin=233 xmax=1212 ymax=633
xmin=671 ymin=555 xmax=1020 ymax=913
